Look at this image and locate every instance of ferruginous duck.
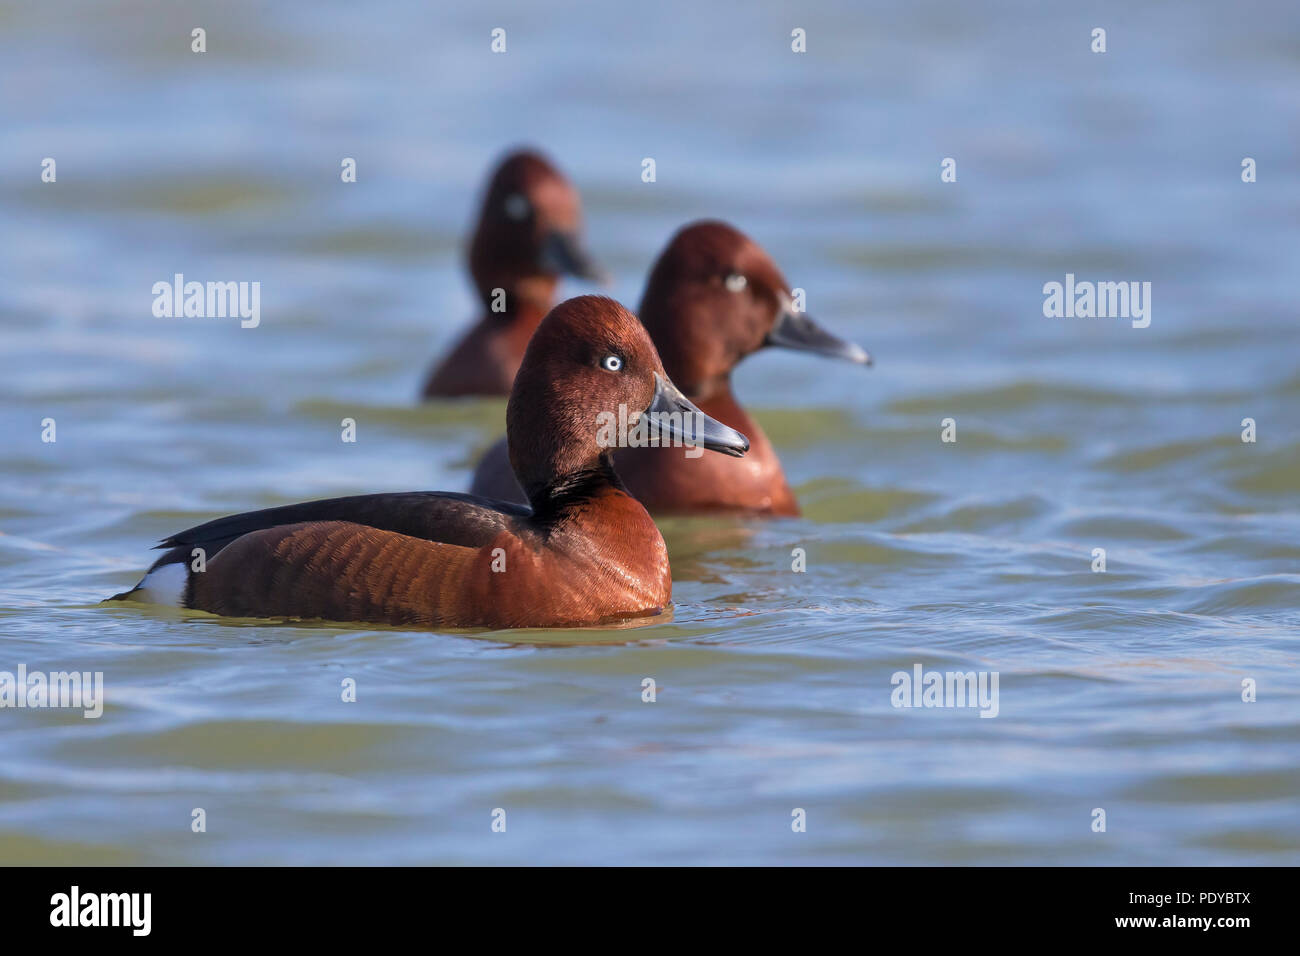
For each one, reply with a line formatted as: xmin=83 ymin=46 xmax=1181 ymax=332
xmin=421 ymin=149 xmax=604 ymax=398
xmin=113 ymin=296 xmax=748 ymax=629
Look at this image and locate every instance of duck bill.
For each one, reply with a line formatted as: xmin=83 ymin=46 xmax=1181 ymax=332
xmin=538 ymin=229 xmax=608 ymax=283
xmin=646 ymin=374 xmax=750 ymax=458
xmin=765 ymin=304 xmax=872 ymax=366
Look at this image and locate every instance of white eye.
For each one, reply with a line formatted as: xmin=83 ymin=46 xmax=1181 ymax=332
xmin=503 ymin=193 xmax=529 ymax=221
xmin=601 ymin=354 xmax=623 ymax=372
xmin=724 ymin=273 xmax=748 ymax=293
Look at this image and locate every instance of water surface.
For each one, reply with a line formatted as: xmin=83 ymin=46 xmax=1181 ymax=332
xmin=1 ymin=0 xmax=1298 ymax=864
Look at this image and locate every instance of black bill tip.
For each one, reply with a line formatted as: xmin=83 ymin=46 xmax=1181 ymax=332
xmin=766 ymin=307 xmax=872 ymax=366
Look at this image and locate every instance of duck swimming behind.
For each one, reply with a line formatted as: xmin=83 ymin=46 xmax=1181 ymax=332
xmin=421 ymin=149 xmax=603 ymax=398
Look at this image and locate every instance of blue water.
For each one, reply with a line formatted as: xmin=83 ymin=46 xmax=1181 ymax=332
xmin=0 ymin=0 xmax=1297 ymax=864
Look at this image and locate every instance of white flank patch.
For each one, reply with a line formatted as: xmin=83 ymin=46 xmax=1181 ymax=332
xmin=134 ymin=562 xmax=187 ymax=607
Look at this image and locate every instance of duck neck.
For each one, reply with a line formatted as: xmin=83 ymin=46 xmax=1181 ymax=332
xmin=524 ymin=454 xmax=625 ymax=523
xmin=474 ymin=274 xmax=558 ymax=325
xmin=681 ymin=370 xmax=737 ymax=407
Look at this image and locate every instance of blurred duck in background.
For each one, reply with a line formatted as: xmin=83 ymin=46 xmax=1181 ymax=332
xmin=421 ymin=149 xmax=604 ymax=398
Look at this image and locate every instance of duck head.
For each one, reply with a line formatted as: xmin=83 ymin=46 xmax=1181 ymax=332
xmin=506 ymin=295 xmax=750 ymax=510
xmin=637 ymin=220 xmax=870 ymax=401
xmin=468 ymin=150 xmax=604 ymax=314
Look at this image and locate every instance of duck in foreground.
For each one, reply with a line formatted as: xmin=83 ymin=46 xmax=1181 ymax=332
xmin=470 ymin=220 xmax=870 ymax=515
xmin=421 ymin=149 xmax=603 ymax=398
xmin=113 ymin=296 xmax=749 ymax=629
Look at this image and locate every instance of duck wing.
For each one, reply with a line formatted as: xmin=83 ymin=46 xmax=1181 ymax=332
xmin=156 ymin=491 xmax=531 ymax=561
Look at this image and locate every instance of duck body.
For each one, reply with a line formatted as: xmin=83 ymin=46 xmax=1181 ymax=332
xmin=136 ymin=484 xmax=668 ymax=628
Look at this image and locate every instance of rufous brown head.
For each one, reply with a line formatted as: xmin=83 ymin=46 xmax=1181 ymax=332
xmin=638 ymin=220 xmax=871 ymax=400
xmin=506 ymin=295 xmax=749 ymax=509
xmin=468 ymin=150 xmax=604 ymax=313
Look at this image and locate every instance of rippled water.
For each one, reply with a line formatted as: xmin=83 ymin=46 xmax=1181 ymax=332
xmin=1 ymin=0 xmax=1298 ymax=864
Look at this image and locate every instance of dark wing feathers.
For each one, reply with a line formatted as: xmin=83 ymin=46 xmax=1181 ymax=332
xmin=157 ymin=491 xmax=532 ymax=559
